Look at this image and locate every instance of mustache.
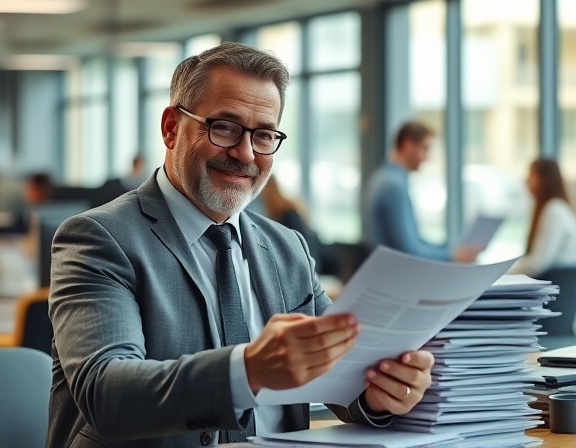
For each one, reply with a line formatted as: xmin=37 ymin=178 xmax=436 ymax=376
xmin=207 ymin=156 xmax=260 ymax=177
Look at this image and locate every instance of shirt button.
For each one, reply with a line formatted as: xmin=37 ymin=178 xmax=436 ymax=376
xmin=200 ymin=431 xmax=212 ymax=446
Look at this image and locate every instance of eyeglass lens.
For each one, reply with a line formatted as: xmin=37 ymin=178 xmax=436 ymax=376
xmin=210 ymin=120 xmax=279 ymax=153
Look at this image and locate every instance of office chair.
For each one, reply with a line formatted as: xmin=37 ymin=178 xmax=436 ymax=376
xmin=538 ymin=267 xmax=576 ymax=338
xmin=0 ymin=287 xmax=52 ymax=355
xmin=0 ymin=347 xmax=52 ymax=448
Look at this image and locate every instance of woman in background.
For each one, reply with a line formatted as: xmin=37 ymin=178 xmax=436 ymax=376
xmin=508 ymin=158 xmax=576 ymax=278
xmin=260 ymin=175 xmax=323 ymax=267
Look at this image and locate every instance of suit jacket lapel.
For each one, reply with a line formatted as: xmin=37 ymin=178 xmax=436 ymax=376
xmin=136 ymin=172 xmax=213 ymax=312
xmin=240 ymin=213 xmax=287 ymax=322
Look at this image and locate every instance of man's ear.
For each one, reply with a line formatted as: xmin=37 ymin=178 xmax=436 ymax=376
xmin=161 ymin=107 xmax=178 ymax=149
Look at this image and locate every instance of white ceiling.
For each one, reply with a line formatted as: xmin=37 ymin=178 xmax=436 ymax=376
xmin=0 ymin=0 xmax=387 ymax=62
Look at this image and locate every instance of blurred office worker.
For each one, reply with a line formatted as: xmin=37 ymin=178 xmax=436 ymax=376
xmin=47 ymin=42 xmax=434 ymax=447
xmin=364 ymin=121 xmax=479 ymax=262
xmin=508 ymin=159 xmax=576 ymax=278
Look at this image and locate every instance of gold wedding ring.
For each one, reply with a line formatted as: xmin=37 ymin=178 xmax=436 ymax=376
xmin=403 ymin=386 xmax=411 ymax=399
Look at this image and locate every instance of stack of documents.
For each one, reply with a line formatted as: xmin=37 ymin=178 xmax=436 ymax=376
xmin=252 ymin=247 xmax=531 ymax=447
xmin=394 ymin=274 xmax=559 ymax=447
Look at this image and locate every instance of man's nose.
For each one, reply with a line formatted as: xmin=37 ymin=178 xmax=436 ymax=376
xmin=228 ymin=131 xmax=255 ymax=163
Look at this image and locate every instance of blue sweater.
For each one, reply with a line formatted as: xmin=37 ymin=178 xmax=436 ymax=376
xmin=364 ymin=162 xmax=450 ymax=261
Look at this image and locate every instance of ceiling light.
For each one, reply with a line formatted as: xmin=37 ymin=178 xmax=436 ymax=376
xmin=0 ymin=0 xmax=87 ymax=14
xmin=0 ymin=55 xmax=78 ymax=70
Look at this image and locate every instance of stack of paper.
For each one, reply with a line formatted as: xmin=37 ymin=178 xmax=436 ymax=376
xmin=252 ymin=247 xmax=527 ymax=447
xmin=394 ymin=274 xmax=559 ymax=447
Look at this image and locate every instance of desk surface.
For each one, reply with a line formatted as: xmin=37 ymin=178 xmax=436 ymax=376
xmin=526 ymin=427 xmax=576 ymax=447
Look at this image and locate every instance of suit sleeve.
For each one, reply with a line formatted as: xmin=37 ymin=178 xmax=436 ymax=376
xmin=49 ymin=215 xmax=243 ymax=440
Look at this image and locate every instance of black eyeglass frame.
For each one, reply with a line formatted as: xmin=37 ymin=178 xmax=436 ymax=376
xmin=175 ymin=105 xmax=287 ymax=155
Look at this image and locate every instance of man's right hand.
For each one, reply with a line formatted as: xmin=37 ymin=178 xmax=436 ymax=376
xmin=244 ymin=313 xmax=360 ymax=393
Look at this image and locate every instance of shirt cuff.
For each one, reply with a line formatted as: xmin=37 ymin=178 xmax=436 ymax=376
xmin=357 ymin=393 xmax=398 ymax=428
xmin=230 ymin=343 xmax=258 ymax=418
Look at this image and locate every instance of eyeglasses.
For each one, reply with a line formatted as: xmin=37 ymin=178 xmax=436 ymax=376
xmin=176 ymin=106 xmax=287 ymax=155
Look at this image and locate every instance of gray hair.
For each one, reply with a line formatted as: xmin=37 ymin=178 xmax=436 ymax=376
xmin=170 ymin=41 xmax=290 ymax=120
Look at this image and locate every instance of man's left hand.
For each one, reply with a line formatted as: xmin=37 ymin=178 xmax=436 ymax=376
xmin=363 ymin=350 xmax=434 ymax=416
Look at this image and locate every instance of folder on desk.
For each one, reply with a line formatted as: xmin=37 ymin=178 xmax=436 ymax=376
xmin=538 ymin=346 xmax=576 ymax=368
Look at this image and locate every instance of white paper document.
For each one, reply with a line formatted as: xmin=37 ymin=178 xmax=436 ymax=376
xmin=251 ymin=424 xmax=462 ymax=448
xmin=458 ymin=215 xmax=504 ymax=250
xmin=257 ymin=246 xmax=516 ymax=407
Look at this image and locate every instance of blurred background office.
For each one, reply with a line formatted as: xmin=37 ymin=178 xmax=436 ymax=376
xmin=0 ymin=0 xmax=575 ymax=290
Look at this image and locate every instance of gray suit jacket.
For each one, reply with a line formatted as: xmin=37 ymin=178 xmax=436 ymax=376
xmin=46 ymin=173 xmax=373 ymax=448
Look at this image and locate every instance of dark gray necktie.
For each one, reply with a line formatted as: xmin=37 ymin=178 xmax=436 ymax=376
xmin=205 ymin=224 xmax=255 ymax=442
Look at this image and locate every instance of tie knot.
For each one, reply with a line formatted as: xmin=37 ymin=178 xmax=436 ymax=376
xmin=205 ymin=224 xmax=233 ymax=251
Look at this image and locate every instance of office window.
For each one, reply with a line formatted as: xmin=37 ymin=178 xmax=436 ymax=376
xmin=185 ymin=34 xmax=221 ymax=57
xmin=274 ymin=79 xmax=302 ymax=199
xmin=142 ymin=50 xmax=181 ymax=170
xmin=409 ymin=0 xmax=447 ymax=244
xmin=111 ymin=57 xmax=138 ymax=178
xmin=308 ymin=13 xmax=360 ymax=71
xmin=63 ymin=57 xmax=109 ymax=186
xmin=241 ymin=22 xmax=303 ymax=198
xmin=244 ymin=22 xmax=301 ymax=75
xmin=559 ymin=0 xmax=576 ymax=189
xmin=462 ymin=0 xmax=539 ymax=262
xmin=309 ymin=72 xmax=361 ymax=242
xmin=244 ymin=13 xmax=361 ymax=243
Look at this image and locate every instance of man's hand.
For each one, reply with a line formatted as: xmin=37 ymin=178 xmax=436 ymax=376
xmin=244 ymin=313 xmax=360 ymax=393
xmin=453 ymin=244 xmax=482 ymax=263
xmin=363 ymin=350 xmax=434 ymax=416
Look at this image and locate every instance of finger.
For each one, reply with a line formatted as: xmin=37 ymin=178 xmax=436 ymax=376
xmin=301 ymin=331 xmax=358 ymax=372
xmin=400 ymin=351 xmax=435 ymax=370
xmin=366 ymin=368 xmax=415 ymax=401
xmin=364 ymin=382 xmax=416 ymax=416
xmin=289 ymin=314 xmax=358 ymax=339
xmin=297 ymin=322 xmax=360 ymax=356
xmin=269 ymin=313 xmax=309 ymax=323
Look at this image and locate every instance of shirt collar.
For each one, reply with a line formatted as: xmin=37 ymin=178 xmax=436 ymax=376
xmin=156 ymin=166 xmax=242 ymax=247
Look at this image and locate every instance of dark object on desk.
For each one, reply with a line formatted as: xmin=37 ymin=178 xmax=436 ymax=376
xmin=549 ymin=393 xmax=576 ymax=434
xmin=0 ymin=347 xmax=52 ymax=448
xmin=538 ymin=267 xmax=576 ymax=336
xmin=0 ymin=287 xmax=52 ymax=355
xmin=538 ymin=346 xmax=576 ymax=368
xmin=543 ymin=374 xmax=576 ymax=388
xmin=322 ymin=242 xmax=370 ymax=283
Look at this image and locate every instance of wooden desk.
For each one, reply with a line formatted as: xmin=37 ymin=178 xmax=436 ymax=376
xmin=526 ymin=427 xmax=576 ymax=447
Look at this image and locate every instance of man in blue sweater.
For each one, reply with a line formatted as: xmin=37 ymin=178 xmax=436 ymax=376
xmin=364 ymin=121 xmax=479 ymax=262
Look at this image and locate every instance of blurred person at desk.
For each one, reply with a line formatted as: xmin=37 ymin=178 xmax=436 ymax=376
xmin=47 ymin=42 xmax=434 ymax=448
xmin=508 ymin=158 xmax=576 ymax=277
xmin=0 ymin=173 xmax=51 ymax=296
xmin=121 ymin=154 xmax=150 ymax=191
xmin=6 ymin=172 xmax=55 ymax=234
xmin=364 ymin=121 xmax=480 ymax=262
xmin=259 ymin=174 xmax=324 ymax=272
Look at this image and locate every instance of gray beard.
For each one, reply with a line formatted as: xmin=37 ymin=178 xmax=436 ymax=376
xmin=196 ymin=162 xmax=271 ymax=217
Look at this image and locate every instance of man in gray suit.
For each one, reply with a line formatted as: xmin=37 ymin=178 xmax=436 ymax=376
xmin=47 ymin=42 xmax=434 ymax=448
